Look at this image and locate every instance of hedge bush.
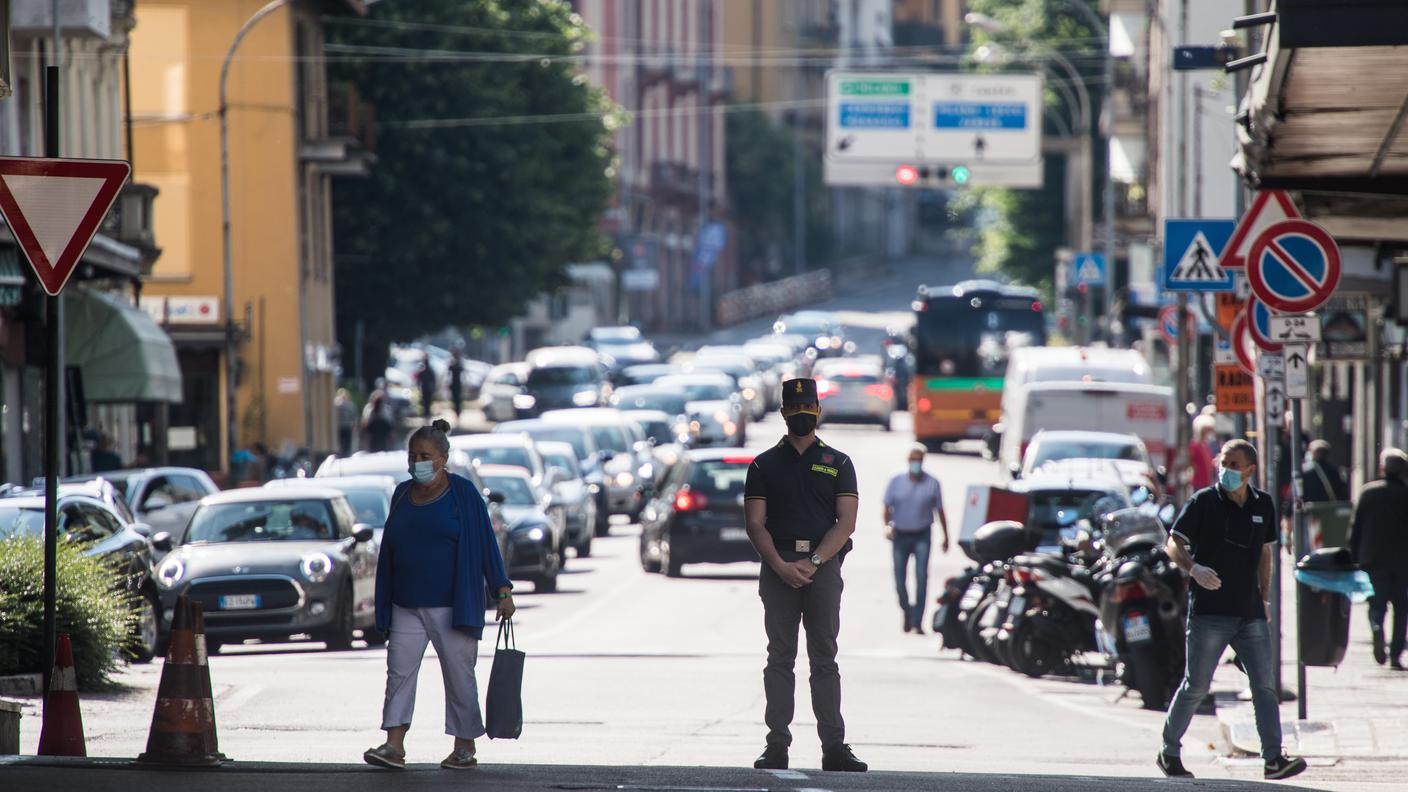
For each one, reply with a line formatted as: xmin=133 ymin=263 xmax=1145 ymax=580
xmin=0 ymin=537 xmax=134 ymax=689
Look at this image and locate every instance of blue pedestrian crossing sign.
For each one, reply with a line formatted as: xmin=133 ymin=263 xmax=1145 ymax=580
xmin=1071 ymin=253 xmax=1106 ymax=288
xmin=1162 ymin=219 xmax=1236 ymax=292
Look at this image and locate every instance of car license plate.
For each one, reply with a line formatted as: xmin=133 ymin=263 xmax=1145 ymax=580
xmin=1124 ymin=613 xmax=1152 ymax=644
xmin=1008 ymin=595 xmax=1026 ymax=616
xmin=720 ymin=527 xmax=749 ymax=542
xmin=219 ymin=594 xmax=260 ymax=610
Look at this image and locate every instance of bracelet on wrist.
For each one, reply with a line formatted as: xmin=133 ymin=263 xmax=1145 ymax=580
xmin=495 ymin=590 xmax=513 ymax=600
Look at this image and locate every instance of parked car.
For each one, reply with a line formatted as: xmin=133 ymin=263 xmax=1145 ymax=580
xmin=654 ymin=372 xmax=746 ymax=446
xmin=638 ymin=448 xmax=758 ymax=577
xmin=63 ymin=466 xmax=219 ymax=545
xmin=492 ymin=419 xmax=610 ymax=535
xmin=534 ymin=440 xmax=598 ymax=558
xmin=478 ymin=362 xmax=531 ymax=423
xmin=0 ymin=491 xmax=170 ymax=661
xmin=539 ymin=408 xmax=650 ymax=521
xmin=451 ymin=433 xmax=548 ymax=489
xmin=265 ymin=474 xmax=395 ymax=548
xmin=516 ymin=346 xmax=611 ymax=417
xmin=154 ymin=486 xmax=379 ymax=652
xmin=812 ymin=356 xmax=896 ymax=430
xmin=476 ymin=465 xmax=563 ymax=593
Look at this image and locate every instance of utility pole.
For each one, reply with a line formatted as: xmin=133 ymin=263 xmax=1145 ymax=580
xmin=696 ymin=0 xmax=712 ymax=332
xmin=41 ymin=0 xmax=61 ymax=695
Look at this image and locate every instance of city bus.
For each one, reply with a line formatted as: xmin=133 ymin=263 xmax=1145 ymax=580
xmin=910 ymin=280 xmax=1047 ymax=448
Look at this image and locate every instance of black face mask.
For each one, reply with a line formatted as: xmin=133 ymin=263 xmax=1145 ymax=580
xmin=785 ymin=412 xmax=818 ymax=436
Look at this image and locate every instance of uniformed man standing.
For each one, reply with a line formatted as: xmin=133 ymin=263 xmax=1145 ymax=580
xmin=743 ymin=378 xmax=867 ymax=773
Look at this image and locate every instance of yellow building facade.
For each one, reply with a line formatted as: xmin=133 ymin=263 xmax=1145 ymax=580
xmin=130 ymin=0 xmax=368 ymax=474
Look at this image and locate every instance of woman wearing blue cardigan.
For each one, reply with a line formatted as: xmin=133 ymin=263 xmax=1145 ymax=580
xmin=364 ymin=419 xmax=514 ymax=771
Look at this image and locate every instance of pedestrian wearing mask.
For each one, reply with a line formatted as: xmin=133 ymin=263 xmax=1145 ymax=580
xmin=882 ymin=443 xmax=949 ymax=634
xmin=364 ymin=419 xmax=515 ymax=771
xmin=744 ymin=378 xmax=866 ymax=773
xmin=1157 ymin=439 xmax=1306 ymax=781
xmin=1348 ymin=448 xmax=1408 ymax=668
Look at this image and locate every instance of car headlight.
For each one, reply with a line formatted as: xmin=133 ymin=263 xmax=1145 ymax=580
xmin=572 ymin=390 xmax=598 ymax=406
xmin=513 ymin=394 xmax=537 ymax=409
xmin=672 ymin=422 xmax=690 ymax=436
xmin=525 ymin=527 xmax=545 ymax=541
xmin=713 ymin=410 xmax=730 ymax=423
xmin=638 ymin=462 xmax=654 ymax=480
xmin=156 ymin=558 xmax=185 ymax=589
xmin=300 ymin=553 xmax=333 ymax=583
xmin=587 ymin=483 xmax=601 ymax=494
xmin=689 ymin=420 xmax=701 ymax=432
xmin=614 ymin=471 xmax=635 ymax=487
xmin=742 ymin=388 xmax=757 ymax=400
xmin=815 ymin=336 xmax=831 ymax=349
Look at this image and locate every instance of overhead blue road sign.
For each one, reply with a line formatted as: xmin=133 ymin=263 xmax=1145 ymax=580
xmin=839 ymin=102 xmax=910 ymax=129
xmin=1161 ymin=218 xmax=1236 ymax=292
xmin=1071 ymin=253 xmax=1107 ymax=288
xmin=932 ymin=102 xmax=1028 ymax=131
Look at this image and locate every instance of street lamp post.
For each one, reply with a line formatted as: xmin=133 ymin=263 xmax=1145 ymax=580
xmin=219 ymin=0 xmax=290 ymax=474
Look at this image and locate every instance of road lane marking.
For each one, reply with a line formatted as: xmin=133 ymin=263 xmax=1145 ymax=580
xmin=763 ymin=769 xmax=807 ymax=780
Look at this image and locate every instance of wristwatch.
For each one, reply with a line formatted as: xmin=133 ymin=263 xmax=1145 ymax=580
xmin=809 ymin=553 xmax=824 ymax=567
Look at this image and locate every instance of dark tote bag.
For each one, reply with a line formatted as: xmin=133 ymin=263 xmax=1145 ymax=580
xmin=485 ymin=618 xmax=525 ymax=739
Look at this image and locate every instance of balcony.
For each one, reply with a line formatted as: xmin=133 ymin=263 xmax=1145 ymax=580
xmin=328 ymin=82 xmax=377 ymax=154
xmin=100 ymin=182 xmax=161 ymax=270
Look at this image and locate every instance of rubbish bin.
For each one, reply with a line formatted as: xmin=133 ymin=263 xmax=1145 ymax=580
xmin=1294 ymin=547 xmax=1372 ymax=668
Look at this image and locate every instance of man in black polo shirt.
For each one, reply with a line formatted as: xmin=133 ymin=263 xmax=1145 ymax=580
xmin=1157 ymin=439 xmax=1306 ymax=781
xmin=744 ymin=378 xmax=866 ymax=773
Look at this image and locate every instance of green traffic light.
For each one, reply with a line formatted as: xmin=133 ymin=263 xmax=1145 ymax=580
xmin=952 ymin=166 xmax=971 ymax=185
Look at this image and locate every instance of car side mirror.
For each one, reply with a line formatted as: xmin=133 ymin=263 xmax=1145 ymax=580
xmin=131 ymin=522 xmax=153 ymax=538
xmin=487 ymin=491 xmax=507 ymax=505
xmin=150 ymin=532 xmax=173 ymax=552
xmin=352 ymin=524 xmax=375 ymax=543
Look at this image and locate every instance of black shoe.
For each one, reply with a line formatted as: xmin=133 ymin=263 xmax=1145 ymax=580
xmin=1156 ymin=753 xmax=1193 ymax=778
xmin=912 ymin=621 xmax=925 ymax=635
xmin=753 ymin=745 xmax=788 ymax=770
xmin=1373 ymin=629 xmax=1387 ymax=665
xmin=1264 ymin=754 xmax=1307 ymax=780
xmin=903 ymin=615 xmax=912 ymax=633
xmin=821 ymin=744 xmax=868 ymax=772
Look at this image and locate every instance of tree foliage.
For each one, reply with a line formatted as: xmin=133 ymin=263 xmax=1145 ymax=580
xmin=328 ymin=0 xmax=617 ymax=383
xmin=725 ymin=110 xmax=830 ymax=281
xmin=960 ymin=0 xmax=1106 ymax=292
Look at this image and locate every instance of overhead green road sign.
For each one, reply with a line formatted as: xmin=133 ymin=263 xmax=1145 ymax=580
xmin=839 ymin=79 xmax=911 ymax=96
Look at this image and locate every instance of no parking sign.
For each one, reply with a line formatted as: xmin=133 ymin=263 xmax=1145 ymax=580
xmin=1247 ymin=219 xmax=1341 ymax=314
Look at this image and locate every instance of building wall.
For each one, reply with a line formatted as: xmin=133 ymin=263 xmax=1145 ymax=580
xmin=131 ymin=0 xmax=328 ymax=465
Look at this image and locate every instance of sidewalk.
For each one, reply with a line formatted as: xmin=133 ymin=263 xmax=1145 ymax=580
xmin=1214 ymin=554 xmax=1408 ymax=784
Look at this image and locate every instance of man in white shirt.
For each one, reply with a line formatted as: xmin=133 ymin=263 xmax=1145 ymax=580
xmin=882 ymin=443 xmax=949 ymax=633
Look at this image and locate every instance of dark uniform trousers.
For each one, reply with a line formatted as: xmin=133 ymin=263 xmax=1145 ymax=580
xmin=759 ymin=550 xmax=845 ymax=750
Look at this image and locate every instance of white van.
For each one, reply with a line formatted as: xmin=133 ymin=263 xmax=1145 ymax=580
xmin=1001 ymin=346 xmax=1152 ymax=414
xmin=998 ymin=380 xmax=1175 ymax=477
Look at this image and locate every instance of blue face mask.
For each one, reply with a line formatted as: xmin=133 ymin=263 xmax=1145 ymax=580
xmin=909 ymin=461 xmax=923 ymax=476
xmin=1218 ymin=466 xmax=1244 ymax=491
xmin=410 ymin=460 xmax=438 ymax=485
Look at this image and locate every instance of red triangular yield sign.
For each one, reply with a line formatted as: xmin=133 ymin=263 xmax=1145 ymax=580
xmin=0 ymin=157 xmax=131 ymax=296
xmin=1219 ymin=190 xmax=1300 ymax=270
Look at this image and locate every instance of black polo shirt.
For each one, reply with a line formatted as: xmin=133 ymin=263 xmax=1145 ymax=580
xmin=1171 ymin=484 xmax=1278 ymax=619
xmin=744 ymin=436 xmax=858 ymax=553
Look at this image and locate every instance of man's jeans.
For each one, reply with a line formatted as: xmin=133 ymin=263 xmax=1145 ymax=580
xmin=891 ymin=530 xmax=930 ymax=627
xmin=1162 ymin=615 xmax=1282 ymax=762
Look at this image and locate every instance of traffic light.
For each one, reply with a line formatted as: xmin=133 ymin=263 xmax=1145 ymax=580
xmin=890 ymin=164 xmax=973 ymax=187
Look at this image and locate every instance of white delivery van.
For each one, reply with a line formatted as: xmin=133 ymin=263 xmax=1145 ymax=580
xmin=998 ymin=380 xmax=1175 ymax=478
xmin=992 ymin=346 xmax=1155 ymax=456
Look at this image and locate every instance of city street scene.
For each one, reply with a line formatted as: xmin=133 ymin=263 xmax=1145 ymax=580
xmin=1 ymin=1 xmax=1407 ymax=792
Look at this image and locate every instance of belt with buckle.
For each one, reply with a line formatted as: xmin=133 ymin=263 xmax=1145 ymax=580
xmin=793 ymin=540 xmax=812 ymax=553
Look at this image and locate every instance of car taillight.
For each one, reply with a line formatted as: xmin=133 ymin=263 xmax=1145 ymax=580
xmin=1112 ymin=580 xmax=1148 ymax=603
xmin=674 ymin=488 xmax=708 ymax=512
xmin=864 ymin=384 xmax=894 ymax=401
xmin=816 ymin=379 xmax=838 ymax=399
xmin=722 ymin=456 xmax=754 ymax=465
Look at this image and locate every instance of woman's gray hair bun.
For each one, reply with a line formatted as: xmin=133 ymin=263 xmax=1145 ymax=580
xmin=408 ymin=419 xmax=452 ymax=456
xmin=431 ymin=418 xmax=452 ymax=434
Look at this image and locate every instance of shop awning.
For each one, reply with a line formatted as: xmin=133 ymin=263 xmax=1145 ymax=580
xmin=65 ymin=287 xmax=182 ymax=403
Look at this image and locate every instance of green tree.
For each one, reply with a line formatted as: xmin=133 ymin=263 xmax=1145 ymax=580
xmin=328 ymin=0 xmax=617 ymax=384
xmin=960 ymin=0 xmax=1106 ymax=292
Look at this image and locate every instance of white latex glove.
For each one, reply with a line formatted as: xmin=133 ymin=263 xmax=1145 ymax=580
xmin=1190 ymin=564 xmax=1222 ymax=591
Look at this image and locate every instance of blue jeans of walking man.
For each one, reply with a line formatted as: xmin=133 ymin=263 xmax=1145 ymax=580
xmin=1162 ymin=615 xmax=1282 ymax=761
xmin=892 ymin=531 xmax=930 ymax=628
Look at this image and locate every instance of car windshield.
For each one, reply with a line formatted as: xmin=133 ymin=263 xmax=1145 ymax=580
xmin=0 ymin=506 xmax=46 ymax=539
xmin=341 ymin=489 xmax=390 ymax=527
xmin=527 ymin=366 xmax=595 ymax=387
xmin=467 ymin=446 xmax=534 ymax=471
xmin=663 ymin=381 xmax=731 ymax=402
xmin=1032 ymin=440 xmax=1144 ymax=468
xmin=635 ymin=419 xmax=673 ymax=445
xmin=614 ymin=390 xmax=687 ymax=415
xmin=483 ymin=475 xmax=536 ymax=506
xmin=543 ymin=453 xmax=580 ymax=479
xmin=185 ymin=499 xmax=338 ymax=543
xmin=689 ymin=460 xmax=751 ymax=495
xmin=590 ymin=425 xmax=629 ymax=453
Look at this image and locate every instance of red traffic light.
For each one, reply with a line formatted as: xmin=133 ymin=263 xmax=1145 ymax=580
xmin=895 ymin=164 xmax=919 ymax=186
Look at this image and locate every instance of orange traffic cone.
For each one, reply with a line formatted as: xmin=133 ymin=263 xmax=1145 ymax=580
xmin=136 ymin=596 xmax=222 ymax=766
xmin=36 ymin=633 xmax=86 ymax=756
